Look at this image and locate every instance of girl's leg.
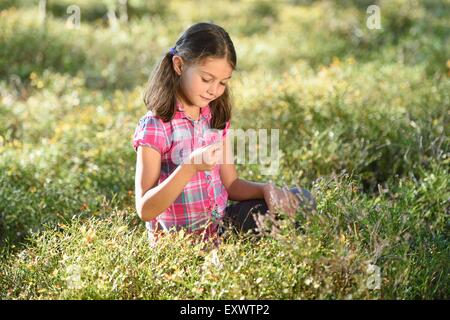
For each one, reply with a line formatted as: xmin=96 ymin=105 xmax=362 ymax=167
xmin=219 ymin=186 xmax=316 ymax=236
xmin=289 ymin=187 xmax=317 ymax=212
xmin=221 ymin=198 xmax=269 ymax=235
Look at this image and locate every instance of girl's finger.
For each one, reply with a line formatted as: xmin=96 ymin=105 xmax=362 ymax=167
xmin=214 ymin=143 xmax=223 ymax=152
xmin=289 ymin=192 xmax=300 ymax=207
xmin=280 ymin=187 xmax=291 ymax=205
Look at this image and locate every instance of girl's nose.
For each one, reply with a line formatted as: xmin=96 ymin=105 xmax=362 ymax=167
xmin=207 ymin=83 xmax=220 ymax=97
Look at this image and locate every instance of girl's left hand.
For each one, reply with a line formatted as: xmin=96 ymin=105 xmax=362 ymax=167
xmin=262 ymin=183 xmax=300 ymax=218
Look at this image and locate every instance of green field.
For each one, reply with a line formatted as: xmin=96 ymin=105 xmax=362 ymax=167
xmin=0 ymin=0 xmax=449 ymax=299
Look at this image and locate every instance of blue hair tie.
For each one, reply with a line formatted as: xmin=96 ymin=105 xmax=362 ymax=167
xmin=169 ymin=47 xmax=176 ymax=56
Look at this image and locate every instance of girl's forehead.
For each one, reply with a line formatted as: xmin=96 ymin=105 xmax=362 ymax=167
xmin=194 ymin=57 xmax=233 ymax=78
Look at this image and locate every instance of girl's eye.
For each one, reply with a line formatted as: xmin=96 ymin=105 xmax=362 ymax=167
xmin=201 ymin=77 xmax=226 ymax=86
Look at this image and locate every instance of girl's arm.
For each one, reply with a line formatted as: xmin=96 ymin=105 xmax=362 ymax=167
xmin=219 ymin=134 xmax=268 ymax=201
xmin=227 ymin=177 xmax=267 ymax=201
xmin=139 ymin=165 xmax=197 ymax=221
xmin=221 ymin=163 xmax=299 ymax=216
xmin=136 ymin=143 xmax=221 ymax=221
xmin=220 ymin=163 xmax=268 ymax=201
xmin=136 ymin=146 xmax=197 ymax=221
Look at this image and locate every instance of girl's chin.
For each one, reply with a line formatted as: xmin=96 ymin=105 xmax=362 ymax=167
xmin=198 ymin=99 xmax=211 ymax=106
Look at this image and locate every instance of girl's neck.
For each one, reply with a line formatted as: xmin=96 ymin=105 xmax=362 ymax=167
xmin=176 ymin=94 xmax=200 ymax=120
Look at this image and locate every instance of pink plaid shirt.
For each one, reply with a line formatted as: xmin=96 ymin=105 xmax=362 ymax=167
xmin=132 ymin=100 xmax=231 ymax=240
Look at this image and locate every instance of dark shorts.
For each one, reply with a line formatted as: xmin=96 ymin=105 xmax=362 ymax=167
xmin=219 ymin=186 xmax=317 ymax=236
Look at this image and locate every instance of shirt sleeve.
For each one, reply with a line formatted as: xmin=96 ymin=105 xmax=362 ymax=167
xmin=222 ymin=120 xmax=231 ymax=139
xmin=132 ymin=115 xmax=168 ymax=154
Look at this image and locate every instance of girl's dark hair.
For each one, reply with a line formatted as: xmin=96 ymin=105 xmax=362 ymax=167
xmin=143 ymin=22 xmax=237 ymax=130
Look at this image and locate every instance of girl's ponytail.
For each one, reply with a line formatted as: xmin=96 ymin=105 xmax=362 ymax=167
xmin=143 ymin=50 xmax=180 ymax=122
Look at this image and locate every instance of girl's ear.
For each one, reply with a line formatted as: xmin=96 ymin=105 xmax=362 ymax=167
xmin=172 ymin=56 xmax=184 ymax=76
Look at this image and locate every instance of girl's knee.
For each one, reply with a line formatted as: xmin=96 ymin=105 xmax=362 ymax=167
xmin=289 ymin=186 xmax=317 ymax=211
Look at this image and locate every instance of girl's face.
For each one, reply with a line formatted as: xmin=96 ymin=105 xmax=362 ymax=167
xmin=174 ymin=56 xmax=233 ymax=108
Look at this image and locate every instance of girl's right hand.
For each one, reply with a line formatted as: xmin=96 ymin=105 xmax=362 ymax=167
xmin=184 ymin=142 xmax=223 ymax=172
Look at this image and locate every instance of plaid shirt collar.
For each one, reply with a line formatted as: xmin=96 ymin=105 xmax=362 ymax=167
xmin=173 ymin=100 xmax=212 ymax=121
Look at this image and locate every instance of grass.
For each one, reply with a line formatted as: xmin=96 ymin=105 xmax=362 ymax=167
xmin=0 ymin=0 xmax=449 ymax=299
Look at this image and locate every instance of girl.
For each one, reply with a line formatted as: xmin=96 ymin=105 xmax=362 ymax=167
xmin=132 ymin=22 xmax=316 ymax=244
